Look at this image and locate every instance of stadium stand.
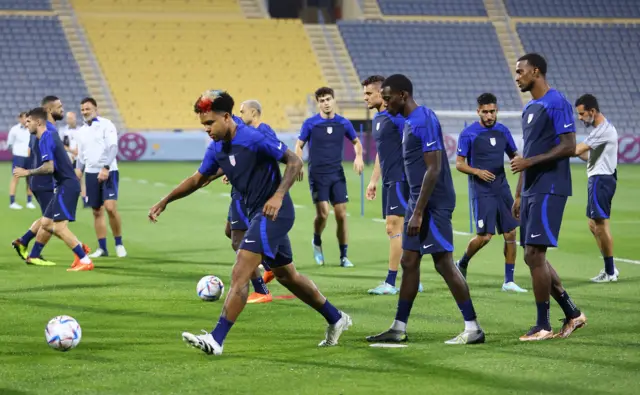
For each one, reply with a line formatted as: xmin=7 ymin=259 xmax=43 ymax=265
xmin=517 ymin=23 xmax=640 ymax=132
xmin=69 ymin=0 xmax=241 ymax=14
xmin=505 ymin=0 xmax=640 ymax=19
xmin=77 ymin=15 xmax=325 ymax=130
xmin=0 ymin=16 xmax=89 ymax=128
xmin=376 ymin=0 xmax=487 ymax=16
xmin=0 ymin=0 xmax=51 ymax=10
xmin=338 ymin=20 xmax=522 ymax=132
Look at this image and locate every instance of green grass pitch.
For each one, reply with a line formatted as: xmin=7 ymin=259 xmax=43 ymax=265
xmin=1 ymin=162 xmax=639 ymax=395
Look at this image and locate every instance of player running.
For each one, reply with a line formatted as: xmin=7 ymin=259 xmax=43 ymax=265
xmin=512 ymin=53 xmax=586 ymax=340
xmin=149 ymin=91 xmax=351 ymax=356
xmin=7 ymin=111 xmax=35 ymax=210
xmin=455 ymin=93 xmax=527 ymax=293
xmin=573 ymin=93 xmax=619 ymax=283
xmin=76 ymin=97 xmax=127 ymax=259
xmin=13 ymin=107 xmax=93 ymax=271
xmin=366 ymin=75 xmax=485 ymax=345
xmin=295 ymin=87 xmax=364 ymax=267
xmin=362 ymin=75 xmax=423 ymax=295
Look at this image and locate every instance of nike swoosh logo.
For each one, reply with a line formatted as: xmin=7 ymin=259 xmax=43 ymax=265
xmin=109 ymin=194 xmax=115 ymax=197
xmin=54 ymin=213 xmax=60 ymax=217
xmin=277 ymin=142 xmax=282 ymax=149
xmin=244 ymin=239 xmax=256 ymax=243
xmin=564 ymin=123 xmax=573 ymax=128
xmin=531 ymin=234 xmax=541 ymax=238
xmin=423 ymin=244 xmax=433 ymax=249
xmin=231 ymin=221 xmax=239 ymax=224
xmin=426 ymin=141 xmax=436 ymax=147
xmin=390 ymin=206 xmax=398 ymax=210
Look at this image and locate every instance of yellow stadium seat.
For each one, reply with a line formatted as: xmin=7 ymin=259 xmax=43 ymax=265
xmin=70 ymin=0 xmax=242 ymax=14
xmin=77 ymin=16 xmax=326 ymax=130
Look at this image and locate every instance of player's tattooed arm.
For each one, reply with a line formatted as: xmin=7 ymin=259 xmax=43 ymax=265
xmin=277 ymin=149 xmax=303 ymax=196
xmin=294 ymin=140 xmax=305 ymax=181
xmin=28 ymin=161 xmax=54 ymax=176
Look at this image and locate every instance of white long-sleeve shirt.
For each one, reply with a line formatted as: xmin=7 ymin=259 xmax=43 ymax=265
xmin=59 ymin=125 xmax=79 ymax=161
xmin=7 ymin=123 xmax=30 ymax=157
xmin=76 ymin=116 xmax=119 ymax=173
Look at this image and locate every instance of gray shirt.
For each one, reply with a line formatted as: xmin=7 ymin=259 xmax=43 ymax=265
xmin=584 ymin=118 xmax=618 ymax=177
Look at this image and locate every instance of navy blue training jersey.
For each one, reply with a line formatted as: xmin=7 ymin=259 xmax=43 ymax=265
xmin=403 ymin=106 xmax=455 ymax=210
xmin=200 ymin=123 xmax=294 ymax=218
xmin=230 ymin=121 xmax=278 ymax=201
xmin=457 ymin=121 xmax=517 ymax=199
xmin=28 ymin=122 xmax=55 ymax=191
xmin=521 ymin=89 xmax=575 ymax=197
xmin=372 ymin=110 xmax=405 ymax=184
xmin=298 ymin=114 xmax=357 ymax=174
xmin=39 ymin=127 xmax=78 ymax=187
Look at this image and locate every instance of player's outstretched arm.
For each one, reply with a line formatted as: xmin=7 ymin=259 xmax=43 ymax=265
xmin=148 ymin=169 xmax=223 ymax=222
xmin=263 ymin=149 xmax=303 ymax=220
xmin=16 ymin=161 xmax=53 ymax=177
xmin=406 ymin=151 xmax=441 ymax=236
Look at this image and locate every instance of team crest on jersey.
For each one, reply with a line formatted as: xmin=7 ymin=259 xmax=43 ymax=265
xmin=229 ymin=155 xmax=236 ymax=167
xmin=527 ymin=114 xmax=534 ymax=124
xmin=490 ymin=137 xmax=496 ymax=146
xmin=327 ymin=126 xmax=333 ymax=134
xmin=376 ymin=122 xmax=380 ymax=131
xmin=478 ymin=219 xmax=484 ymax=229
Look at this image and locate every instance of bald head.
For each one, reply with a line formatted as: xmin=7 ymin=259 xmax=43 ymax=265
xmin=66 ymin=112 xmax=77 ymax=128
xmin=239 ymin=99 xmax=262 ymax=127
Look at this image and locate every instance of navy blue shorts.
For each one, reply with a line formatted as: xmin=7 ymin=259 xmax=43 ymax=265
xmin=227 ymin=199 xmax=249 ymax=231
xmin=86 ymin=170 xmax=119 ymax=209
xmin=473 ymin=192 xmax=518 ymax=235
xmin=402 ymin=201 xmax=454 ymax=255
xmin=587 ymin=175 xmax=616 ymax=220
xmin=309 ymin=172 xmax=348 ymax=206
xmin=44 ymin=184 xmax=80 ymax=222
xmin=239 ymin=213 xmax=294 ymax=268
xmin=520 ymin=194 xmax=567 ymax=247
xmin=33 ymin=190 xmax=54 ymax=215
xmin=12 ymin=155 xmax=29 ymax=170
xmin=381 ymin=181 xmax=409 ymax=219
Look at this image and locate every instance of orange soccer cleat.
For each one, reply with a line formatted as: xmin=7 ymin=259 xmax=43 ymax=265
xmin=70 ymin=244 xmax=92 ymax=269
xmin=67 ymin=262 xmax=94 ymax=272
xmin=247 ymin=292 xmax=273 ymax=304
xmin=262 ymin=270 xmax=275 ymax=285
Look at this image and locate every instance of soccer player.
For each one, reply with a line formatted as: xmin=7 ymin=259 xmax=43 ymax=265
xmin=13 ymin=107 xmax=93 ymax=271
xmin=573 ymin=94 xmax=619 ymax=283
xmin=366 ymin=75 xmax=485 ymax=345
xmin=363 ymin=75 xmax=423 ymax=295
xmin=11 ymin=96 xmax=85 ymax=265
xmin=455 ymin=93 xmax=527 ymax=293
xmin=511 ymin=53 xmax=586 ymax=340
xmin=60 ymin=111 xmax=88 ymax=206
xmin=7 ymin=111 xmax=36 ymax=210
xmin=149 ymin=91 xmax=351 ymax=356
xmin=295 ymin=87 xmax=364 ymax=267
xmin=76 ymin=97 xmax=127 ymax=259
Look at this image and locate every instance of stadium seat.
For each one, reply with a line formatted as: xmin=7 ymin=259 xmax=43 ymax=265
xmin=69 ymin=0 xmax=241 ymax=14
xmin=77 ymin=16 xmax=326 ymax=130
xmin=0 ymin=16 xmax=89 ymax=128
xmin=0 ymin=0 xmax=51 ymax=10
xmin=377 ymin=0 xmax=487 ymax=16
xmin=505 ymin=0 xmax=640 ymax=18
xmin=517 ymin=23 xmax=640 ymax=132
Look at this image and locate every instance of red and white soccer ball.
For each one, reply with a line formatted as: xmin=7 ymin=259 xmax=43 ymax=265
xmin=197 ymin=275 xmax=225 ymax=301
xmin=45 ymin=315 xmax=82 ymax=351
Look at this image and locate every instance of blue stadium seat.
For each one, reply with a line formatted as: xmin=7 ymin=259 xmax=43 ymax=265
xmin=338 ymin=20 xmax=521 ymax=128
xmin=377 ymin=0 xmax=487 ymax=16
xmin=517 ymin=23 xmax=640 ymax=133
xmin=0 ymin=0 xmax=51 ymax=10
xmin=505 ymin=0 xmax=640 ymax=18
xmin=0 ymin=16 xmax=89 ymax=127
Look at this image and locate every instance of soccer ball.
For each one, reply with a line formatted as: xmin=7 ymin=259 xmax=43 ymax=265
xmin=45 ymin=315 xmax=82 ymax=351
xmin=197 ymin=275 xmax=224 ymax=301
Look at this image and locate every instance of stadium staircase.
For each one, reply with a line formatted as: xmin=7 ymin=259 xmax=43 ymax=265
xmin=51 ymin=0 xmax=124 ymax=128
xmin=361 ymin=0 xmax=383 ymax=19
xmin=304 ymin=23 xmax=362 ymax=118
xmin=238 ymin=0 xmax=268 ymax=18
xmin=483 ymin=0 xmax=528 ymax=105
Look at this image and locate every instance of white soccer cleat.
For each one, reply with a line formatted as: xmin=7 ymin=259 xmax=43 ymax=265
xmin=182 ymin=331 xmax=223 ymax=356
xmin=116 ymin=245 xmax=127 ymax=258
xmin=89 ymin=248 xmax=107 ymax=258
xmin=590 ymin=268 xmax=619 ymax=283
xmin=502 ymin=282 xmax=528 ymax=293
xmin=26 ymin=202 xmax=36 ymax=209
xmin=312 ymin=241 xmax=325 ymax=266
xmin=318 ymin=312 xmax=352 ymax=347
xmin=9 ymin=202 xmax=23 ymax=210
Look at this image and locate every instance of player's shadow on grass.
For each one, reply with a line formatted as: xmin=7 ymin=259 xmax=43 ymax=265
xmin=0 ymin=388 xmax=32 ymax=395
xmin=0 ymin=283 xmax=124 ymax=295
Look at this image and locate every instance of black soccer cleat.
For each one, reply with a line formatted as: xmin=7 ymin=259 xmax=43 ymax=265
xmin=366 ymin=329 xmax=408 ymax=343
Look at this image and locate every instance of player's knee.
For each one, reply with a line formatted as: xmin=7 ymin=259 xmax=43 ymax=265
xmin=479 ymin=234 xmax=493 ymax=244
xmin=523 ymin=247 xmax=543 ymax=266
xmin=92 ymin=207 xmax=103 ymax=218
xmin=316 ymin=209 xmax=329 ymax=222
xmin=273 ymin=267 xmax=294 ymax=285
xmin=400 ymin=255 xmax=419 ymax=272
xmin=104 ymin=204 xmax=117 ymax=216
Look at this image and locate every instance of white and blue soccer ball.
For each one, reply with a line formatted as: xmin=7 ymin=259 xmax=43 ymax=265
xmin=45 ymin=315 xmax=82 ymax=351
xmin=197 ymin=275 xmax=224 ymax=301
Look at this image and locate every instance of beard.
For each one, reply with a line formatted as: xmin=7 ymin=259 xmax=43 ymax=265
xmin=52 ymin=112 xmax=64 ymax=121
xmin=519 ymin=81 xmax=534 ymax=92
